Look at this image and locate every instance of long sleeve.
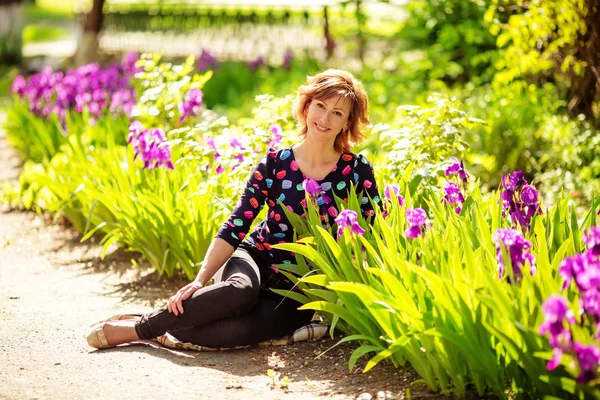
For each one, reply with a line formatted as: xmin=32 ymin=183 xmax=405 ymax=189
xmin=354 ymin=154 xmax=382 ymax=219
xmin=214 ymin=149 xmax=274 ymax=249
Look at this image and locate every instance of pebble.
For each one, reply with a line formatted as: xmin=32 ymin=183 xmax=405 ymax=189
xmin=356 ymin=393 xmax=372 ymax=400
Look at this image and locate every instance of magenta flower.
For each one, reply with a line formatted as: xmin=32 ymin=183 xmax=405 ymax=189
xmin=539 ymin=295 xmax=576 ymax=336
xmin=335 ymin=210 xmax=365 ymax=237
xmin=11 ymin=75 xmax=26 ymax=97
xmin=303 ymin=178 xmax=322 ymax=196
xmin=109 ymin=88 xmax=136 ymax=117
xmin=493 ymin=228 xmax=536 ymax=282
xmin=178 ymin=89 xmax=203 ymax=122
xmin=445 ymin=157 xmax=469 ymax=182
xmin=500 ymin=171 xmax=542 ymax=231
xmin=574 ymin=342 xmax=600 ymax=383
xmin=197 ymin=49 xmax=219 ymax=72
xmin=384 ymin=184 xmax=404 ymax=206
xmin=282 ymin=50 xmax=293 ymax=70
xmin=584 ymin=227 xmax=600 ymax=257
xmin=404 ymin=208 xmax=428 ymax=239
xmin=442 ymin=181 xmax=465 ymax=214
xmin=247 ymin=56 xmax=265 ymax=71
xmin=268 ymin=124 xmax=283 ymax=148
xmin=559 ymin=252 xmax=600 ymax=293
xmin=539 ymin=295 xmax=575 ymax=370
xmin=11 ymin=60 xmax=136 ymax=126
xmin=230 ymin=137 xmax=243 ymax=150
xmin=127 ymin=121 xmax=174 ymax=170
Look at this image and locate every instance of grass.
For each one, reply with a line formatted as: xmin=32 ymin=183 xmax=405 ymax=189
xmin=0 ymin=66 xmax=18 ymax=107
xmin=34 ymin=0 xmax=79 ymax=16
xmin=23 ymin=24 xmax=69 ymax=44
xmin=22 ymin=3 xmax=75 ymax=45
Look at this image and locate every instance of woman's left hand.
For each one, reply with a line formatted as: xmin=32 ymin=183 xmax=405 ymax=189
xmin=166 ymin=280 xmax=203 ymax=316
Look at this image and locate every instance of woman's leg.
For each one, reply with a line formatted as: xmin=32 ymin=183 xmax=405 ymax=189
xmin=166 ymin=290 xmax=313 ymax=348
xmin=134 ymin=248 xmax=261 ymax=340
xmin=98 ymin=248 xmax=261 ymax=346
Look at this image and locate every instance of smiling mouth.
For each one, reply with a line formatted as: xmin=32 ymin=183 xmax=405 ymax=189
xmin=314 ymin=123 xmax=330 ymax=132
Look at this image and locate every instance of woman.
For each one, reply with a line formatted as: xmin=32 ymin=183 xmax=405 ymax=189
xmin=87 ymin=69 xmax=382 ymax=350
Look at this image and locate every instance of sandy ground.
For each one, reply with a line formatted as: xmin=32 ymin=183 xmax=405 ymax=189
xmin=0 ymin=116 xmax=436 ymax=400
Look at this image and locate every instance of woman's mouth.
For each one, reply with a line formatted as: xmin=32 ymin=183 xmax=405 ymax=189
xmin=314 ymin=123 xmax=329 ymax=132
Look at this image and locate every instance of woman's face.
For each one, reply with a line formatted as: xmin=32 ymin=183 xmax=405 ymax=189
xmin=304 ymin=95 xmax=351 ymax=147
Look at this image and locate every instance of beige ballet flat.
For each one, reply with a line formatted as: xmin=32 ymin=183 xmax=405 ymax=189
xmin=87 ymin=322 xmax=113 ymax=350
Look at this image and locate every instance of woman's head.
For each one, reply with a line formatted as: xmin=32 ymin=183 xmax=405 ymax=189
xmin=292 ymin=69 xmax=370 ymax=153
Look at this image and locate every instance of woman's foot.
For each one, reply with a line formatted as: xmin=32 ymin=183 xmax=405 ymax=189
xmin=87 ymin=319 xmax=140 ymax=349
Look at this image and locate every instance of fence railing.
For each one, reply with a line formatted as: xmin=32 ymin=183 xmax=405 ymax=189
xmin=95 ymin=2 xmax=342 ymax=61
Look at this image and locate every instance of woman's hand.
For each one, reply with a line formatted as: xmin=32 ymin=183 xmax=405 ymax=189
xmin=166 ymin=280 xmax=203 ymax=316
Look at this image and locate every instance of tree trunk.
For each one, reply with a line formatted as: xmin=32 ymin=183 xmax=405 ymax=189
xmin=567 ymin=0 xmax=600 ymax=123
xmin=74 ymin=0 xmax=105 ymax=66
xmin=0 ymin=0 xmax=25 ymax=65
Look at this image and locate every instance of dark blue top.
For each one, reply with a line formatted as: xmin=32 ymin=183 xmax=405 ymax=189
xmin=215 ymin=146 xmax=381 ymax=289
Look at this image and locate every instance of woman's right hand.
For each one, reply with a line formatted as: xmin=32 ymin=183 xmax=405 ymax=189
xmin=166 ymin=280 xmax=203 ymax=316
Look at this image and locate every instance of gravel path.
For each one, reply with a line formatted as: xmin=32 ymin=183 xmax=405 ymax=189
xmin=0 ymin=115 xmax=425 ymax=399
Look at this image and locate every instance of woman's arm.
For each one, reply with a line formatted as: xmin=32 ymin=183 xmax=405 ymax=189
xmin=194 ymin=238 xmax=234 ymax=286
xmin=167 ymin=149 xmax=276 ymax=315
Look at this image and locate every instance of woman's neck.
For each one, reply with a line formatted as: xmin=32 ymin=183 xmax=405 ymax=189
xmin=293 ymin=140 xmax=340 ymax=166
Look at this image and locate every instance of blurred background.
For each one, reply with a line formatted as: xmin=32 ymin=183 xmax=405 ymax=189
xmin=0 ymin=0 xmax=598 ymax=206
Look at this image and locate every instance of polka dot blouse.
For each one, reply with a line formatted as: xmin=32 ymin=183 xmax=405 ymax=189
xmin=215 ymin=146 xmax=382 ymax=286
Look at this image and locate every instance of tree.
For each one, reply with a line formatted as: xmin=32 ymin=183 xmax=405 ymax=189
xmin=488 ymin=0 xmax=600 ymax=122
xmin=0 ymin=0 xmax=25 ymax=64
xmin=74 ymin=0 xmax=105 ymax=65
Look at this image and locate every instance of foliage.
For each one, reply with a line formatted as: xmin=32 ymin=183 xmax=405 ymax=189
xmin=375 ymin=94 xmax=482 ymax=198
xmin=401 ymin=0 xmax=499 ymax=84
xmin=274 ymin=174 xmax=600 ymax=398
xmin=486 ymin=0 xmax=599 ymax=120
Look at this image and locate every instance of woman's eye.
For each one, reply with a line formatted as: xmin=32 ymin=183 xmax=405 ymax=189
xmin=335 ymin=111 xmax=342 ymax=116
xmin=317 ymin=103 xmax=325 ymax=109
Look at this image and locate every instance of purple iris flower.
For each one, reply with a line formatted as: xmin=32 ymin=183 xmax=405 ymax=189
xmin=499 ymin=171 xmax=542 ymax=231
xmin=583 ymin=227 xmax=600 ymax=257
xmin=268 ymin=124 xmax=283 ymax=149
xmin=122 ymin=52 xmax=142 ymax=76
xmin=493 ymin=228 xmax=536 ymax=282
xmin=303 ymin=178 xmax=322 ymax=196
xmin=247 ymin=56 xmax=265 ymax=72
xmin=559 ymin=252 xmax=600 ymax=293
xmin=282 ymin=50 xmax=293 ymax=70
xmin=404 ymin=208 xmax=428 ymax=239
xmin=11 ymin=75 xmax=26 ymax=98
xmin=127 ymin=121 xmax=174 ymax=170
xmin=574 ymin=342 xmax=600 ymax=383
xmin=12 ymin=59 xmax=136 ymax=126
xmin=521 ymin=184 xmax=539 ymax=205
xmin=216 ymin=165 xmax=224 ymax=174
xmin=334 ymin=210 xmax=365 ymax=237
xmin=233 ymin=153 xmax=245 ymax=164
xmin=501 ymin=171 xmax=527 ymax=192
xmin=445 ymin=157 xmax=469 ymax=181
xmin=197 ymin=49 xmax=219 ymax=72
xmin=303 ymin=178 xmax=332 ymax=209
xmin=539 ymin=295 xmax=576 ymax=336
xmin=442 ymin=181 xmax=465 ymax=214
xmin=109 ymin=88 xmax=136 ymax=117
xmin=384 ymin=184 xmax=404 ymax=206
xmin=230 ymin=137 xmax=243 ymax=150
xmin=178 ymin=89 xmax=203 ymax=122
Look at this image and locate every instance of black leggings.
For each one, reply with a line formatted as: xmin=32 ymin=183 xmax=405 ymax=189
xmin=134 ymin=247 xmax=313 ymax=348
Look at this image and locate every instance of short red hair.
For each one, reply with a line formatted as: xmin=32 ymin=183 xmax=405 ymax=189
xmin=292 ymin=69 xmax=370 ymax=153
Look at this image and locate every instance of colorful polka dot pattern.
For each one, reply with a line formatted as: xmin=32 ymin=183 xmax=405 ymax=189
xmin=215 ymin=146 xmax=381 ymax=287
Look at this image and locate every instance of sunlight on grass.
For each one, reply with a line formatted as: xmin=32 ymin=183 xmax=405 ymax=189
xmin=35 ymin=0 xmax=78 ymax=14
xmin=23 ymin=24 xmax=68 ymax=44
